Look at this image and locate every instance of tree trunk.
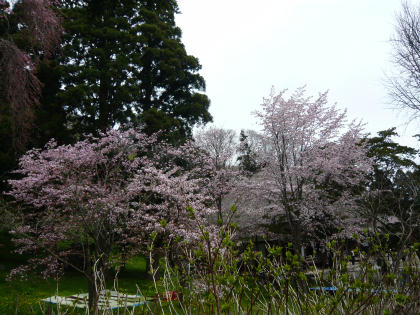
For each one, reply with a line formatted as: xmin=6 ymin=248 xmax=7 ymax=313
xmin=284 ymin=202 xmax=303 ymax=252
xmin=98 ymin=74 xmax=111 ymax=132
xmin=87 ymin=275 xmax=99 ymax=314
xmin=217 ymin=197 xmax=223 ymax=222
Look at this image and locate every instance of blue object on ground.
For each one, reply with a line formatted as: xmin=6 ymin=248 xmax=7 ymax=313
xmin=310 ymin=286 xmax=337 ymax=291
xmin=310 ymin=287 xmax=398 ymax=294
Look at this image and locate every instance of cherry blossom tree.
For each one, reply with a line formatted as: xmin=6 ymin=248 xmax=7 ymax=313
xmin=246 ymin=87 xmax=372 ymax=246
xmin=0 ymin=0 xmax=62 ymax=150
xmin=194 ymin=126 xmax=237 ymax=170
xmin=7 ymin=128 xmax=214 ymax=312
xmin=194 ymin=126 xmax=241 ymax=221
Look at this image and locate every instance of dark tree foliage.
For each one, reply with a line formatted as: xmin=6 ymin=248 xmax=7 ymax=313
xmin=30 ymin=58 xmax=73 ymax=147
xmin=0 ymin=0 xmax=211 ymax=190
xmin=0 ymin=0 xmax=62 ymax=192
xmin=57 ymin=0 xmax=212 ymax=141
xmin=0 ymin=0 xmax=62 ymax=150
xmin=362 ymin=128 xmax=420 ymax=242
xmin=0 ymin=102 xmax=14 ymax=192
xmin=237 ymin=130 xmax=261 ymax=175
xmin=367 ymin=128 xmax=418 ymax=172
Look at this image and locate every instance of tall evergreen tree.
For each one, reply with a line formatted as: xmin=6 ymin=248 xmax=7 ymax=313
xmin=57 ymin=0 xmax=212 ymax=140
xmin=31 ymin=58 xmax=73 ymax=147
xmin=237 ymin=130 xmax=261 ymax=175
xmin=362 ymin=128 xmax=419 ymax=241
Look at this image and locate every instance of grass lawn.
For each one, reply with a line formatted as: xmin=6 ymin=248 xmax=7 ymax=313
xmin=0 ymin=232 xmax=155 ymax=314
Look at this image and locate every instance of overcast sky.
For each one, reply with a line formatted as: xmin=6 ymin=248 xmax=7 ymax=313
xmin=175 ymin=0 xmax=420 ymax=148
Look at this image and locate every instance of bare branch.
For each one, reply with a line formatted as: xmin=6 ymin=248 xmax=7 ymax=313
xmin=388 ymin=1 xmax=420 ymax=121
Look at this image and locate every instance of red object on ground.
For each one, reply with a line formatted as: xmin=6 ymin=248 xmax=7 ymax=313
xmin=162 ymin=291 xmax=178 ymax=301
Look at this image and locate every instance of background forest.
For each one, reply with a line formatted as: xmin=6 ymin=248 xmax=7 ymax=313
xmin=0 ymin=0 xmax=419 ymax=314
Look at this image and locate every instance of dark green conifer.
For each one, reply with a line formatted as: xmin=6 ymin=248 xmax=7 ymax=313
xmin=58 ymin=0 xmax=212 ymax=140
xmin=237 ymin=130 xmax=261 ymax=174
xmin=362 ymin=128 xmax=419 ymax=240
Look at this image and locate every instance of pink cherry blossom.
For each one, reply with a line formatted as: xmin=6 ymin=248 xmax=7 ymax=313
xmin=7 ymin=128 xmax=217 ymax=308
xmin=243 ymin=87 xmax=373 ymax=244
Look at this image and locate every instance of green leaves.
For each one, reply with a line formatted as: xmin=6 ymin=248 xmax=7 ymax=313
xmin=55 ymin=0 xmax=212 ymax=141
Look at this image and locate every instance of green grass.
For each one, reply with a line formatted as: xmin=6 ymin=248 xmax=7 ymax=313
xmin=0 ymin=231 xmax=155 ymax=314
xmin=2 ymin=231 xmax=418 ymax=314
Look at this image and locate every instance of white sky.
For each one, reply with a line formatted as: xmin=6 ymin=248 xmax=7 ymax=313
xmin=176 ymin=0 xmax=420 ymax=149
